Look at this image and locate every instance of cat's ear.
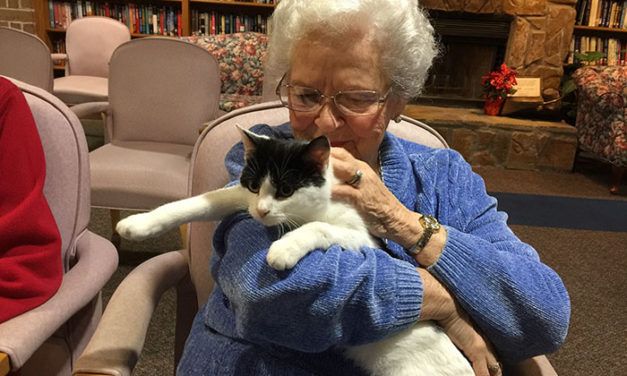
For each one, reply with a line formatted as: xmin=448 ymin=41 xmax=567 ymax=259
xmin=236 ymin=124 xmax=263 ymax=158
xmin=305 ymin=136 xmax=331 ymax=171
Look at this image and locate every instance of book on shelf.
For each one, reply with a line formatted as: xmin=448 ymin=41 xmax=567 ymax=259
xmin=570 ymin=34 xmax=627 ymax=65
xmin=576 ymin=0 xmax=627 ymax=27
xmin=47 ymin=1 xmax=182 ymax=36
xmin=191 ymin=10 xmax=269 ymax=35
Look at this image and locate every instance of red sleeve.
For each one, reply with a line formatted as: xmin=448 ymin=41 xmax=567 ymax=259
xmin=0 ymin=77 xmax=62 ymax=323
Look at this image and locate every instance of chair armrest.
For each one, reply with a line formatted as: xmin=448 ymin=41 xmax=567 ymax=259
xmin=509 ymin=355 xmax=558 ymax=376
xmin=70 ymin=102 xmax=110 ymax=119
xmin=0 ymin=231 xmax=118 ymax=372
xmin=73 ymin=250 xmax=188 ymax=376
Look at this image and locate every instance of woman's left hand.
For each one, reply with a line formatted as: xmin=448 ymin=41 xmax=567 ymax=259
xmin=330 ymin=147 xmax=411 ymax=240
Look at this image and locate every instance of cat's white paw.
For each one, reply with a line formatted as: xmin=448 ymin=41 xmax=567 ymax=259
xmin=266 ymin=239 xmax=305 ymax=271
xmin=115 ymin=213 xmax=164 ymax=241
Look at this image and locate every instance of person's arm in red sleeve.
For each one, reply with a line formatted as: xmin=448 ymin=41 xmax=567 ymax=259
xmin=0 ymin=77 xmax=62 ymax=323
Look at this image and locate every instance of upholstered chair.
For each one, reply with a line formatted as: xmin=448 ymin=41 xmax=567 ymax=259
xmin=572 ymin=66 xmax=627 ymax=194
xmin=52 ymin=16 xmax=131 ymax=106
xmin=0 ymin=77 xmax=118 ymax=376
xmin=71 ymin=37 xmax=221 ymax=245
xmin=72 ymin=102 xmax=557 ymax=376
xmin=0 ymin=27 xmax=53 ymax=92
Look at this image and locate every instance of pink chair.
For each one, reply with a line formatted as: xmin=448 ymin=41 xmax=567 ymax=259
xmin=72 ymin=102 xmax=557 ymax=376
xmin=52 ymin=16 xmax=131 ymax=105
xmin=0 ymin=27 xmax=53 ymax=92
xmin=0 ymin=78 xmax=118 ymax=376
xmin=71 ymin=37 xmax=221 ymax=244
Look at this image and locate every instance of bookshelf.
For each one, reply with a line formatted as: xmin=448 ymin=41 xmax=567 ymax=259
xmin=33 ymin=0 xmax=275 ymax=64
xmin=571 ymin=0 xmax=627 ymax=65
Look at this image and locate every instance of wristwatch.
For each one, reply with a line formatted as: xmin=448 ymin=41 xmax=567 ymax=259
xmin=408 ymin=214 xmax=441 ymax=255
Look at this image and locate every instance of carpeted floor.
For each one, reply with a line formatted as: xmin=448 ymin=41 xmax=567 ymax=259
xmin=93 ymin=157 xmax=627 ymax=376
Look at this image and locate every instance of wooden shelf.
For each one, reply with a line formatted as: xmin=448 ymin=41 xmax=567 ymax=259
xmin=574 ymin=25 xmax=627 ymax=36
xmin=35 ymin=0 xmax=275 ymax=51
xmin=191 ymin=0 xmax=275 ymax=8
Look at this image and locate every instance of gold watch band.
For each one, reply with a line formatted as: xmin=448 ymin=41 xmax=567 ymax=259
xmin=408 ymin=214 xmax=441 ymax=255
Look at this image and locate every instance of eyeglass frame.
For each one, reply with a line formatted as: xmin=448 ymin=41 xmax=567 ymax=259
xmin=274 ymin=73 xmax=392 ymax=116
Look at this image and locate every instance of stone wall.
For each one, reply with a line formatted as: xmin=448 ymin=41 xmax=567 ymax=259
xmin=422 ymin=0 xmax=577 ymax=103
xmin=0 ymin=0 xmax=36 ymax=32
xmin=404 ymin=104 xmax=577 ymax=171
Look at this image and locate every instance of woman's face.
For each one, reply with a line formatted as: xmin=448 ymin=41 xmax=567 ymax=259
xmin=287 ymin=37 xmax=405 ymax=168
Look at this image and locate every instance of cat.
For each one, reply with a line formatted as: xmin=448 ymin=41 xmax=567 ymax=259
xmin=116 ymin=127 xmax=474 ymax=376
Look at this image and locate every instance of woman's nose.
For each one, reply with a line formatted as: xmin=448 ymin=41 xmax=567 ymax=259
xmin=314 ymin=101 xmax=343 ymax=131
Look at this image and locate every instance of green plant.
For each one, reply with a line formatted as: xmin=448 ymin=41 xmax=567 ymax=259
xmin=560 ymin=51 xmax=605 ymax=124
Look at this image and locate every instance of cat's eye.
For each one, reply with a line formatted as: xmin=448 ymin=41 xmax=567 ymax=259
xmin=276 ymin=185 xmax=294 ymax=199
xmin=248 ymin=181 xmax=260 ymax=193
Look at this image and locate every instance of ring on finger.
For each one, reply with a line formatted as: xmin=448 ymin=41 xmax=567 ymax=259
xmin=346 ymin=169 xmax=363 ymax=188
xmin=488 ymin=362 xmax=502 ymax=375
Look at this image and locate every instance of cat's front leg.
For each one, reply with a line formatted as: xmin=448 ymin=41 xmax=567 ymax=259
xmin=267 ymin=222 xmax=373 ymax=270
xmin=116 ymin=185 xmax=249 ymax=241
xmin=116 ymin=211 xmax=172 ymax=241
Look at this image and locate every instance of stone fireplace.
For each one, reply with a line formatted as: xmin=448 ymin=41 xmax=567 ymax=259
xmin=403 ymin=0 xmax=579 ymax=172
xmin=421 ymin=0 xmax=577 ymax=103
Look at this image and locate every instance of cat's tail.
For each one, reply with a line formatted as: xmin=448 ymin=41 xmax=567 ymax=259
xmin=115 ymin=185 xmax=250 ymax=241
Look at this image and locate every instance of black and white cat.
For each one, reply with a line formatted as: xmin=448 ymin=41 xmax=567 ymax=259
xmin=116 ymin=127 xmax=473 ymax=376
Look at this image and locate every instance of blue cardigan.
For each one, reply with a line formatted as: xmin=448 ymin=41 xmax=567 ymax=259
xmin=178 ymin=124 xmax=570 ymax=375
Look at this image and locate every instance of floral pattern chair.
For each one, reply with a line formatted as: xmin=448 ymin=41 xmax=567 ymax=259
xmin=180 ymin=32 xmax=268 ymax=112
xmin=572 ymin=66 xmax=626 ymax=194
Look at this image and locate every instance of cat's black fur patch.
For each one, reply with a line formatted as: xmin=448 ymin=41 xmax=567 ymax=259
xmin=240 ymin=137 xmax=327 ymax=199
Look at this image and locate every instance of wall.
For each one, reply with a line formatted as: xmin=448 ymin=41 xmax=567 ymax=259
xmin=0 ymin=0 xmax=36 ymax=32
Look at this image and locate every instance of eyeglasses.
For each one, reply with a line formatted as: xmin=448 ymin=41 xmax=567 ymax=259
xmin=275 ymin=74 xmax=390 ymax=116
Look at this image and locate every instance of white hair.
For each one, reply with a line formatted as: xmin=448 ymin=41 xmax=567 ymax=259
xmin=266 ymin=0 xmax=438 ymax=99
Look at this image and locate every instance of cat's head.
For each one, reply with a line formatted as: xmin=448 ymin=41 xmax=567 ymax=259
xmin=238 ymin=127 xmax=331 ymax=227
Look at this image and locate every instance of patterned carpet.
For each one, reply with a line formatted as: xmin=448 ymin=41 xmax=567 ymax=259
xmin=93 ymin=158 xmax=627 ymax=376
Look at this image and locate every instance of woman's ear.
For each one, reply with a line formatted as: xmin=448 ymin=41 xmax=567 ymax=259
xmin=387 ymin=93 xmax=409 ymax=123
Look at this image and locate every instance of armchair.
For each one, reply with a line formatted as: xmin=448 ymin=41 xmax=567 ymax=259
xmin=0 ymin=77 xmax=118 ymax=376
xmin=72 ymin=37 xmax=221 ymax=244
xmin=572 ymin=66 xmax=627 ymax=194
xmin=181 ymin=32 xmax=269 ymax=112
xmin=72 ymin=101 xmax=557 ymax=376
xmin=0 ymin=27 xmax=53 ymax=92
xmin=52 ymin=16 xmax=131 ymax=105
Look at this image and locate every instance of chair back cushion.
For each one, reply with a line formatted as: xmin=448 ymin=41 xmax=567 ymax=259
xmin=13 ymin=78 xmax=91 ymax=270
xmin=186 ymin=101 xmax=448 ymax=304
xmin=65 ymin=16 xmax=131 ymax=77
xmin=0 ymin=27 xmax=53 ymax=92
xmin=108 ymin=38 xmax=221 ymax=145
xmin=572 ymin=66 xmax=627 ymax=167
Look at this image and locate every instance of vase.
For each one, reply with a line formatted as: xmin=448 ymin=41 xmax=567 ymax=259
xmin=483 ymin=97 xmax=505 ymax=116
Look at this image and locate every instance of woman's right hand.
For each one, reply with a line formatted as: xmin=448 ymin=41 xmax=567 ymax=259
xmin=417 ymin=269 xmax=501 ymax=376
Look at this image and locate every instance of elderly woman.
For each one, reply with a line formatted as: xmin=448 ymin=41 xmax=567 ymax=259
xmin=178 ymin=0 xmax=570 ymax=375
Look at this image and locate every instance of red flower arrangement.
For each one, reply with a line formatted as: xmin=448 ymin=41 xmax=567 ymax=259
xmin=481 ymin=63 xmax=518 ymax=99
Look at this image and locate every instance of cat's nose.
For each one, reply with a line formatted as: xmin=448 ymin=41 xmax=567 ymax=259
xmin=257 ymin=208 xmax=270 ymax=218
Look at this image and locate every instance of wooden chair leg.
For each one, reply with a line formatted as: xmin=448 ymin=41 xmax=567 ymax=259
xmin=179 ymin=224 xmax=189 ymax=249
xmin=609 ymin=165 xmax=625 ymax=194
xmin=110 ymin=209 xmax=121 ymax=248
xmin=0 ymin=352 xmax=10 ymax=376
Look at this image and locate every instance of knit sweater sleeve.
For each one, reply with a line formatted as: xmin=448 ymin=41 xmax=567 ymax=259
xmin=210 ymin=125 xmax=423 ymax=352
xmin=415 ymin=148 xmax=571 ymax=363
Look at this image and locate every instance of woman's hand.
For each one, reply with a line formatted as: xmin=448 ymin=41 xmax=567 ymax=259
xmin=418 ymin=269 xmax=502 ymax=376
xmin=330 ymin=147 xmax=446 ymax=267
xmin=330 ymin=147 xmax=411 ymax=240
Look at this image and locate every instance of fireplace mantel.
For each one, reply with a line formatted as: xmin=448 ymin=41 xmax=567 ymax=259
xmin=422 ymin=0 xmax=577 ymax=102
